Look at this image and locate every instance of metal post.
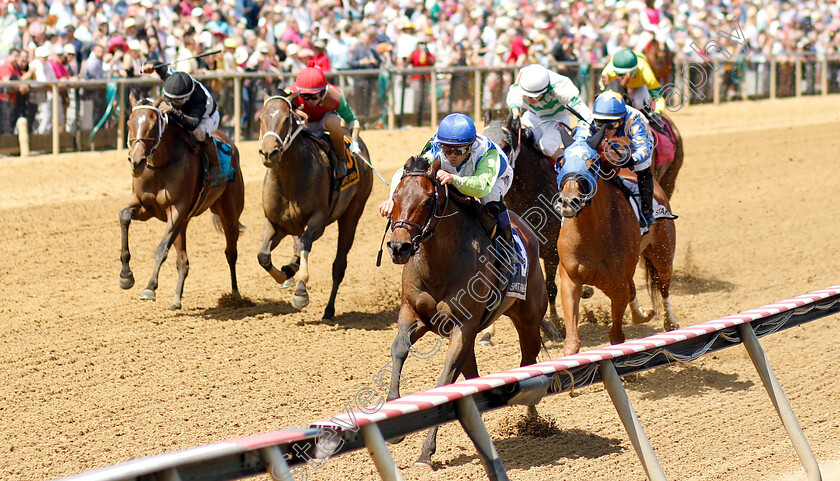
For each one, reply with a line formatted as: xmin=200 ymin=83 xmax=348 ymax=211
xmin=234 ymin=77 xmax=242 ymax=144
xmin=599 ymin=360 xmax=667 ymax=481
xmin=52 ymin=84 xmax=60 ymax=155
xmin=361 ymin=424 xmax=404 ymax=481
xmin=387 ymin=68 xmax=396 ymax=130
xmin=821 ymin=57 xmax=829 ymax=96
xmin=770 ymin=56 xmax=777 ymax=100
xmin=681 ymin=60 xmax=692 ymax=108
xmin=160 ymin=468 xmax=183 ymax=481
xmin=737 ymin=324 xmax=822 ymax=481
xmin=473 ymin=70 xmax=482 ymax=122
xmin=456 ymin=397 xmax=510 ymax=481
xmin=586 ymin=62 xmax=595 ymax=105
xmin=261 ymin=446 xmax=294 ymax=481
xmin=117 ymin=82 xmax=126 ymax=152
xmin=795 ymin=55 xmax=803 ymax=97
xmin=430 ymin=68 xmax=438 ymax=127
xmin=713 ymin=66 xmax=721 ymax=105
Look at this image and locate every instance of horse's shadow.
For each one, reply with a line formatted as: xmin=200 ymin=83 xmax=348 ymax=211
xmin=670 ymin=269 xmax=736 ymax=295
xmin=440 ymin=428 xmax=624 ymax=470
xmin=630 ymin=363 xmax=754 ymax=401
xmin=304 ymin=306 xmax=400 ymax=331
xmin=202 ymin=296 xmax=299 ymax=321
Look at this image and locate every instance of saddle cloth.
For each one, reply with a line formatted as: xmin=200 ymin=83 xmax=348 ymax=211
xmin=617 ymin=177 xmax=678 ymax=236
xmin=309 ymin=133 xmax=362 ymax=191
xmin=492 ymin=227 xmax=528 ymax=300
xmin=207 ymin=138 xmax=236 ymax=188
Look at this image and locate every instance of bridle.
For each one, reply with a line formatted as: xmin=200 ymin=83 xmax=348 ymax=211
xmin=389 ymin=171 xmax=456 ymax=256
xmin=259 ymin=95 xmax=305 ymax=158
xmin=127 ymin=104 xmax=168 ymax=166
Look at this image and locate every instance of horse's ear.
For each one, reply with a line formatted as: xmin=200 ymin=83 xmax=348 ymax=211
xmin=289 ymin=91 xmax=300 ymax=102
xmin=129 ymin=93 xmax=137 ymax=108
xmin=153 ymin=95 xmax=164 ymax=108
xmin=429 ymin=158 xmax=441 ymax=176
xmin=587 ymin=125 xmax=606 ymax=150
xmin=561 ymin=127 xmax=575 ymax=148
xmin=483 ymin=109 xmax=492 ymax=127
xmin=403 ymin=156 xmax=415 ymax=170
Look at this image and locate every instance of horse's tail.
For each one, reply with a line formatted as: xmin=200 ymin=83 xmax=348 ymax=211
xmin=644 ymin=257 xmax=665 ymax=315
xmin=211 ymin=213 xmax=246 ymax=235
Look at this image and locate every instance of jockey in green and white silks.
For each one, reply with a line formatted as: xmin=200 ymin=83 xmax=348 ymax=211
xmin=507 ymin=63 xmax=594 ymax=160
xmin=575 ymin=90 xmax=657 ymax=227
xmin=384 ymin=113 xmax=514 ymax=243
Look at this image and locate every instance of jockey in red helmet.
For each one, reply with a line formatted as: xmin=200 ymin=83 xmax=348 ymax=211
xmin=292 ymin=66 xmax=360 ymax=180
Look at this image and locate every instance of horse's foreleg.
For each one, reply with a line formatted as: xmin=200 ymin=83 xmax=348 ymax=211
xmin=141 ymin=210 xmax=188 ymax=302
xmin=386 ymin=308 xmax=426 ymax=446
xmin=418 ymin=326 xmax=475 ymax=467
xmin=293 ymin=215 xmax=327 ymax=310
xmin=629 ymin=295 xmax=655 ymax=324
xmin=323 ymin=208 xmax=364 ymax=320
xmin=169 ymin=230 xmax=188 ymax=310
xmin=119 ymin=206 xmax=137 ymax=289
xmin=257 ymin=220 xmax=292 ymax=286
xmin=608 ymin=289 xmax=632 ymax=346
xmin=559 ymin=272 xmax=584 ymax=356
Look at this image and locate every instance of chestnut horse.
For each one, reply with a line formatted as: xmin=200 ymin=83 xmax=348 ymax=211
xmin=555 ymin=128 xmax=678 ymax=355
xmin=120 ymin=95 xmax=245 ymax=309
xmin=257 ymin=93 xmax=373 ymax=320
xmin=645 ymin=39 xmax=675 ymax=86
xmin=385 ymin=156 xmax=547 ymax=466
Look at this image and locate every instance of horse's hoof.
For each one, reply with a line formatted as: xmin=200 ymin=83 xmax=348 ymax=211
xmin=119 ymin=274 xmax=135 ymax=290
xmin=664 ymin=320 xmax=680 ymax=331
xmin=632 ymin=308 xmax=655 ymax=324
xmin=292 ymin=295 xmax=309 ymax=309
xmin=477 ymin=332 xmax=494 ymax=346
xmin=280 ymin=277 xmax=295 ymax=289
xmin=168 ymin=301 xmax=182 ymax=310
xmin=139 ymin=289 xmax=156 ymax=301
xmin=414 ymin=460 xmax=433 ymax=469
xmin=581 ymin=285 xmax=595 ymax=299
xmin=387 ymin=435 xmax=406 ymax=445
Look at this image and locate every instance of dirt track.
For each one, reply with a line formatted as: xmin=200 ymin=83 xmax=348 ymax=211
xmin=1 ymin=96 xmax=839 ymax=481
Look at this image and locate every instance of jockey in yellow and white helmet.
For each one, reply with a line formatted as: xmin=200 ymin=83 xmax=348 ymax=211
xmin=507 ymin=64 xmax=594 ymax=161
xmin=600 ymin=49 xmax=666 ymax=115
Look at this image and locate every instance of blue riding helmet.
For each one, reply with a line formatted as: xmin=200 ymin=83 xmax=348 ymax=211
xmin=436 ymin=113 xmax=476 ymax=145
xmin=592 ymin=91 xmax=627 ymax=121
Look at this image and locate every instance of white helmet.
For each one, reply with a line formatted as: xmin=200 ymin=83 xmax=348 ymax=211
xmin=517 ymin=64 xmax=551 ymax=98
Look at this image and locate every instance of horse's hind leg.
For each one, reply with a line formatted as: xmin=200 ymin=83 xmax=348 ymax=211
xmin=644 ymin=224 xmax=679 ymax=331
xmin=541 ymin=246 xmax=564 ymax=339
xmin=292 ymin=214 xmax=327 ymax=310
xmin=141 ymin=213 xmax=188 ymax=303
xmin=322 ymin=205 xmax=364 ymax=320
xmin=257 ymin=220 xmax=294 ymax=287
xmin=212 ymin=211 xmax=243 ymax=297
xmin=169 ymin=230 xmax=188 ymax=310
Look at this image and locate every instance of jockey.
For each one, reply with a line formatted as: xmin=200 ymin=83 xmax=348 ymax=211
xmin=600 ymin=48 xmax=665 ymax=116
xmin=291 ymin=65 xmax=361 ymax=181
xmin=141 ymin=61 xmax=222 ymax=179
xmin=575 ymin=91 xmax=657 ymax=227
xmin=379 ymin=113 xmax=515 ymax=244
xmin=506 ymin=63 xmax=594 ymax=161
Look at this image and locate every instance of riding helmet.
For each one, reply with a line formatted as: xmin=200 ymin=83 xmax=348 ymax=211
xmin=295 ymin=66 xmax=327 ymax=93
xmin=517 ymin=64 xmax=551 ymax=98
xmin=436 ymin=113 xmax=476 ymax=145
xmin=163 ymin=72 xmax=195 ymax=100
xmin=612 ymin=49 xmax=639 ymax=74
xmin=592 ymin=91 xmax=626 ymax=120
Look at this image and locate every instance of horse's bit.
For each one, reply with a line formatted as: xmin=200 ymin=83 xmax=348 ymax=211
xmin=390 ymin=172 xmax=454 ymax=255
xmin=127 ymin=104 xmax=168 ymax=164
xmin=260 ymin=96 xmax=305 ymax=156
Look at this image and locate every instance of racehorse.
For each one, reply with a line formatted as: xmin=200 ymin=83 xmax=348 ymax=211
xmin=119 ymin=95 xmax=245 ymax=310
xmin=555 ymin=127 xmax=678 ymax=355
xmin=645 ymin=38 xmax=675 ymax=86
xmin=385 ymin=156 xmax=547 ymax=466
xmin=602 ymin=79 xmax=684 ymax=199
xmin=257 ymin=93 xmax=373 ymax=320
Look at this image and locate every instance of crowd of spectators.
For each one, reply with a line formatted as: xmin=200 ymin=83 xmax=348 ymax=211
xmin=2 ymin=0 xmax=840 ymax=135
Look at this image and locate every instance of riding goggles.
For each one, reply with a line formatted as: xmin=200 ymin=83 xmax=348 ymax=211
xmin=441 ymin=144 xmax=471 ymax=156
xmin=593 ymin=119 xmax=621 ymax=130
xmin=301 ymin=93 xmax=322 ymax=101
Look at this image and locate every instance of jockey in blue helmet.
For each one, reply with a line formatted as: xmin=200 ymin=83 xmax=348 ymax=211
xmin=575 ymin=90 xmax=657 ymax=227
xmin=379 ymin=113 xmax=515 ymax=243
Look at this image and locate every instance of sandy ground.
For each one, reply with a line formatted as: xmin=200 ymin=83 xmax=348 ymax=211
xmin=1 ymin=96 xmax=839 ymax=481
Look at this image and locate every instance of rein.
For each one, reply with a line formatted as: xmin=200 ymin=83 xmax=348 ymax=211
xmin=127 ymin=104 xmax=169 ymax=167
xmin=388 ymin=172 xmax=455 ymax=257
xmin=261 ymin=95 xmax=305 ymax=157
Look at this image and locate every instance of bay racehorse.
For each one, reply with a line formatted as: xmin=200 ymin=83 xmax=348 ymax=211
xmin=645 ymin=38 xmax=675 ymax=86
xmin=385 ymin=156 xmax=547 ymax=466
xmin=257 ymin=93 xmax=373 ymax=320
xmin=555 ymin=127 xmax=678 ymax=355
xmin=120 ymin=95 xmax=245 ymax=310
xmin=603 ymin=79 xmax=684 ymax=199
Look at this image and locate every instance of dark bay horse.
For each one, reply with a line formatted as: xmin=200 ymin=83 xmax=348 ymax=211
xmin=555 ymin=128 xmax=678 ymax=355
xmin=386 ymin=156 xmax=547 ymax=466
xmin=257 ymin=93 xmax=372 ymax=320
xmin=120 ymin=95 xmax=245 ymax=309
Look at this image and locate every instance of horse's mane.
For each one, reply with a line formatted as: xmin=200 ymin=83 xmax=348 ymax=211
xmin=404 ymin=155 xmax=430 ymax=174
xmin=603 ymin=79 xmax=631 ymax=104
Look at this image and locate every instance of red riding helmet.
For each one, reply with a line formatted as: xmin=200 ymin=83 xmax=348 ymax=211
xmin=295 ymin=67 xmax=327 ymax=94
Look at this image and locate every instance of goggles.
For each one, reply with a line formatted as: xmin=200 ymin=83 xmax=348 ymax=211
xmin=441 ymin=144 xmax=471 ymax=156
xmin=301 ymin=93 xmax=322 ymax=101
xmin=593 ymin=119 xmax=620 ymax=130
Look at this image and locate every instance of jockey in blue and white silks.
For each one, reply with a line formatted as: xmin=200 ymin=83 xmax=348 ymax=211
xmin=575 ymin=90 xmax=657 ymax=226
xmin=382 ymin=113 xmax=514 ymax=242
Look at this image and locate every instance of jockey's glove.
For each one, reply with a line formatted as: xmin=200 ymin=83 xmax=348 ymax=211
xmin=510 ymin=115 xmax=521 ymax=133
xmin=349 ymin=141 xmax=361 ymax=155
xmin=653 ymin=97 xmax=666 ymax=115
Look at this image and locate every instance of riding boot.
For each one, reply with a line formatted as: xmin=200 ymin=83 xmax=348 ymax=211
xmin=199 ymin=137 xmax=223 ymax=181
xmin=637 ymin=167 xmax=656 ymax=227
xmin=329 ymin=132 xmax=349 ymax=180
xmin=487 ymin=201 xmax=514 ymax=246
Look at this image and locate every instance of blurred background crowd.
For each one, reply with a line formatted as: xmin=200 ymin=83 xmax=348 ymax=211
xmin=1 ymin=0 xmax=838 ymax=137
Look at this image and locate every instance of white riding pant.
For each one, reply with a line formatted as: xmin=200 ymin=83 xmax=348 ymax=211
xmin=480 ymin=162 xmax=513 ymax=204
xmin=193 ymin=110 xmax=220 ymax=141
xmin=522 ymin=109 xmax=571 ymax=160
xmin=628 ymin=85 xmax=652 ymax=111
